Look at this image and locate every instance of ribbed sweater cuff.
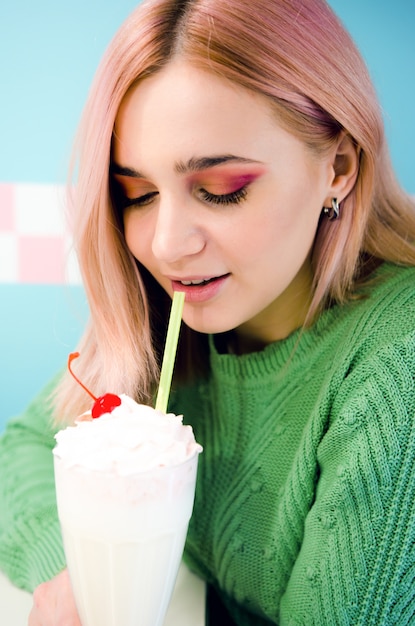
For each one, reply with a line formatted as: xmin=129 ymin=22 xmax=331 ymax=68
xmin=1 ymin=508 xmax=65 ymax=593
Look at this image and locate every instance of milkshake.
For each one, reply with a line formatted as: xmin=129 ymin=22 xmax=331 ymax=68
xmin=53 ymin=395 xmax=202 ymax=626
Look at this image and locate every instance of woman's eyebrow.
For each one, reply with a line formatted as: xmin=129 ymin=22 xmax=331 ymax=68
xmin=174 ymin=154 xmax=258 ymax=174
xmin=111 ymin=163 xmax=143 ymax=178
xmin=111 ymin=155 xmax=259 ymax=179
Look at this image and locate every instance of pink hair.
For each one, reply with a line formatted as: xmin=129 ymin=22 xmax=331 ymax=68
xmin=54 ymin=0 xmax=415 ymax=422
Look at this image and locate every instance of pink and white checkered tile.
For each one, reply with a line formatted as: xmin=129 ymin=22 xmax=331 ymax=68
xmin=0 ymin=182 xmax=81 ymax=285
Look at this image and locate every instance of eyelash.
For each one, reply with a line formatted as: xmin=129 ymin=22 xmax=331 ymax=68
xmin=120 ymin=184 xmax=249 ymax=210
xmin=199 ymin=186 xmax=248 ymax=206
xmin=122 ymin=192 xmax=157 ymax=209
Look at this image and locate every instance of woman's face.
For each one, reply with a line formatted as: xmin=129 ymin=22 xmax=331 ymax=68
xmin=113 ymin=61 xmax=337 ymax=344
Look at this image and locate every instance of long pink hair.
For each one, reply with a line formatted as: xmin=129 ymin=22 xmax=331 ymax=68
xmin=54 ymin=0 xmax=415 ymax=422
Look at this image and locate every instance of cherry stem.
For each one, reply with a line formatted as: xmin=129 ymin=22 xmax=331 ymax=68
xmin=68 ymin=352 xmax=97 ymax=401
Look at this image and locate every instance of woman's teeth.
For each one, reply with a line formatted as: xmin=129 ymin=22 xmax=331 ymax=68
xmin=180 ymin=278 xmax=213 ymax=286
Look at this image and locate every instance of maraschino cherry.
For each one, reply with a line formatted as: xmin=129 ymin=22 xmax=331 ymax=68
xmin=68 ymin=352 xmax=121 ymax=418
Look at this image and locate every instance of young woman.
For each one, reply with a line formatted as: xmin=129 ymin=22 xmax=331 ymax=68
xmin=2 ymin=0 xmax=415 ymax=623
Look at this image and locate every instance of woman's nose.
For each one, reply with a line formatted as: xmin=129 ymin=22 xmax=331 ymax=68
xmin=151 ymin=200 xmax=205 ymax=263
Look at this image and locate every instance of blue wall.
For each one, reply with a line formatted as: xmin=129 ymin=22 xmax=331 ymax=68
xmin=1 ymin=285 xmax=89 ymax=424
xmin=0 ymin=1 xmax=139 ymax=185
xmin=1 ymin=1 xmax=414 ymax=428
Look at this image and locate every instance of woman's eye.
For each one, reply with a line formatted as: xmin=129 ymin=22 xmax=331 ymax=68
xmin=123 ymin=191 xmax=158 ymax=208
xmin=199 ymin=186 xmax=248 ymax=206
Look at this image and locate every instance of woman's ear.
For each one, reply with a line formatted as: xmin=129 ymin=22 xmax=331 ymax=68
xmin=323 ymin=133 xmax=360 ymax=206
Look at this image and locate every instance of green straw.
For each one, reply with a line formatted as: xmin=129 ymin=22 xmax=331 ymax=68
xmin=155 ymin=291 xmax=185 ymax=413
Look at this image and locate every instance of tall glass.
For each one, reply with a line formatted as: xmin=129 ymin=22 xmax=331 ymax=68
xmin=53 ymin=451 xmax=199 ymax=626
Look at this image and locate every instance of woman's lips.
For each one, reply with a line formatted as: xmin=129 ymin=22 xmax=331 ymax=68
xmin=171 ymin=274 xmax=230 ymax=303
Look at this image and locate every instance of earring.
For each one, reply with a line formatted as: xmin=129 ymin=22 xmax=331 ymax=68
xmin=323 ymin=198 xmax=340 ymax=220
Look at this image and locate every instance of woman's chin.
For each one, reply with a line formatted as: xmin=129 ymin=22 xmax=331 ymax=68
xmin=182 ymin=314 xmax=236 ymax=337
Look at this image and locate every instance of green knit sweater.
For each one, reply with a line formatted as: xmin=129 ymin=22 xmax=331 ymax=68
xmin=1 ymin=263 xmax=415 ymax=625
xmin=172 ymin=263 xmax=415 ymax=625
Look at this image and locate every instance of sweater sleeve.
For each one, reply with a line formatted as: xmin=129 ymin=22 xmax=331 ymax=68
xmin=280 ymin=330 xmax=415 ymax=625
xmin=0 ymin=374 xmax=66 ymax=592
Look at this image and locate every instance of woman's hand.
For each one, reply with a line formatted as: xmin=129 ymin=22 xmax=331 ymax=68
xmin=28 ymin=569 xmax=81 ymax=625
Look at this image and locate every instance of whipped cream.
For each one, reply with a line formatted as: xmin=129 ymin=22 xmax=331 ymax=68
xmin=53 ymin=394 xmax=202 ymax=475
